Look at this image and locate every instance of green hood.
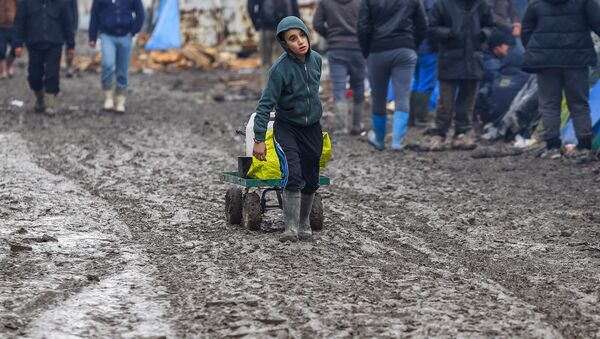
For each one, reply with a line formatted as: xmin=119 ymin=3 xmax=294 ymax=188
xmin=276 ymin=16 xmax=311 ymax=55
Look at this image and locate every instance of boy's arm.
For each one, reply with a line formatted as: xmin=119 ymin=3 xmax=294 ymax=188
xmin=131 ymin=0 xmax=145 ymax=35
xmin=13 ymin=0 xmax=27 ymax=48
xmin=312 ymin=1 xmax=327 ymax=38
xmin=585 ymin=0 xmax=600 ymax=37
xmin=254 ymin=70 xmax=284 ymax=142
xmin=520 ymin=3 xmax=537 ymax=47
xmin=357 ymin=0 xmax=372 ymax=58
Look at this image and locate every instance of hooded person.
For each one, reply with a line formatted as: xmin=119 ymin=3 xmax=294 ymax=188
xmin=521 ymin=0 xmax=600 ymax=163
xmin=252 ymin=16 xmax=324 ymax=242
xmin=313 ymin=0 xmax=366 ymax=135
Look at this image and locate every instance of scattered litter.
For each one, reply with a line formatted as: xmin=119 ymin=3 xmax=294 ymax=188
xmin=10 ymin=100 xmax=24 ymax=107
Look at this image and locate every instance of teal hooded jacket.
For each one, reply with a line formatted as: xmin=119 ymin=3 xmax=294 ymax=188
xmin=253 ymin=16 xmax=323 ymax=142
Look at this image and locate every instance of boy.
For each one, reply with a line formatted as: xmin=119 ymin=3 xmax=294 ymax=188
xmin=521 ymin=0 xmax=600 ymax=163
xmin=253 ymin=16 xmax=323 ymax=242
xmin=14 ymin=0 xmax=75 ymax=115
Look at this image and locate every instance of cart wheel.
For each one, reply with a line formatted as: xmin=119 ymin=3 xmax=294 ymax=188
xmin=243 ymin=192 xmax=262 ymax=231
xmin=310 ymin=192 xmax=324 ymax=231
xmin=225 ymin=187 xmax=243 ymax=225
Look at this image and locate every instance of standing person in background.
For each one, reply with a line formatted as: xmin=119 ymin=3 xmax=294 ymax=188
xmin=0 ymin=0 xmax=18 ymax=79
xmin=313 ymin=0 xmax=366 ymax=135
xmin=427 ymin=0 xmax=495 ymax=151
xmin=248 ymin=0 xmax=300 ymax=88
xmin=410 ymin=0 xmax=438 ymax=126
xmin=89 ymin=0 xmax=145 ymax=113
xmin=13 ymin=0 xmax=75 ymax=115
xmin=65 ymin=0 xmax=78 ymax=78
xmin=357 ymin=0 xmax=428 ymax=151
xmin=521 ymin=0 xmax=600 ymax=163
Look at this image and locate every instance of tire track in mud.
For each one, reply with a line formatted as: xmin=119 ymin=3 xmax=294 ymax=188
xmin=16 ymin=106 xmax=562 ymax=337
xmin=0 ymin=133 xmax=174 ymax=338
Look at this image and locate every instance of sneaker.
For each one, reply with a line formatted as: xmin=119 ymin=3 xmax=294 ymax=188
xmin=451 ymin=133 xmax=477 ymax=150
xmin=428 ymin=135 xmax=445 ymax=152
xmin=539 ymin=147 xmax=562 ymax=160
xmin=367 ymin=130 xmax=385 ymax=151
xmin=563 ymin=148 xmax=592 ymax=164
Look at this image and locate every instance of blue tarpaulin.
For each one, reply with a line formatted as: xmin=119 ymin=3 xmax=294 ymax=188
xmin=145 ymin=0 xmax=180 ymax=50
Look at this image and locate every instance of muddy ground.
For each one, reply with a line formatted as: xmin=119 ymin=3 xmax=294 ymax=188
xmin=0 ymin=66 xmax=599 ymax=339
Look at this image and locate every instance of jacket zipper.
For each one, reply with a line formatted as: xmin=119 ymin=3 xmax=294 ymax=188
xmin=304 ymin=64 xmax=310 ymax=126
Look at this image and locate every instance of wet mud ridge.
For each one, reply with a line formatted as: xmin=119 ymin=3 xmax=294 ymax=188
xmin=1 ymin=71 xmax=599 ymax=338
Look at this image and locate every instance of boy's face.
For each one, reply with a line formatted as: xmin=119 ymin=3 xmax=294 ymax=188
xmin=283 ymin=29 xmax=309 ymax=57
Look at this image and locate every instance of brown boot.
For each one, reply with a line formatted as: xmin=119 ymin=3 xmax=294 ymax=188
xmin=428 ymin=135 xmax=445 ymax=152
xmin=451 ymin=133 xmax=477 ymax=150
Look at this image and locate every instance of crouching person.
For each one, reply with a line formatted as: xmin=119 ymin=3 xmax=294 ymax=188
xmin=253 ymin=16 xmax=323 ymax=242
xmin=13 ymin=0 xmax=75 ymax=116
xmin=89 ymin=0 xmax=144 ymax=113
xmin=522 ymin=0 xmax=600 ymax=163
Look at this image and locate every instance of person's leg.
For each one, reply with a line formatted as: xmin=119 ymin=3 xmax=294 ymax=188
xmin=273 ymin=120 xmax=303 ymax=242
xmin=432 ymin=80 xmax=457 ymax=138
xmin=115 ymin=34 xmax=133 ymax=113
xmin=100 ymin=34 xmax=117 ymax=90
xmin=328 ymin=49 xmax=350 ymax=133
xmin=65 ymin=43 xmax=75 ymax=77
xmin=416 ymin=53 xmax=437 ymax=122
xmin=6 ymin=28 xmax=15 ymax=77
xmin=27 ymin=47 xmax=46 ymax=112
xmin=0 ymin=28 xmax=8 ymax=77
xmin=298 ymin=122 xmax=323 ymax=240
xmin=348 ymin=50 xmax=367 ymax=134
xmin=43 ymin=45 xmax=63 ymax=115
xmin=259 ymin=29 xmax=273 ymax=88
xmin=537 ymin=69 xmax=564 ymax=153
xmin=390 ymin=48 xmax=417 ymax=150
xmin=450 ymin=79 xmax=479 ymax=149
xmin=563 ymin=68 xmax=592 ymax=149
xmin=367 ymin=50 xmax=392 ymax=150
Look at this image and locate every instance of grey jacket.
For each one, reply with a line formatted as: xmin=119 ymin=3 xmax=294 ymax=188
xmin=312 ymin=0 xmax=361 ymax=50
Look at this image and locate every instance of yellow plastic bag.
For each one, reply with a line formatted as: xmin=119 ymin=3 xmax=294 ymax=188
xmin=246 ymin=130 xmax=332 ymax=180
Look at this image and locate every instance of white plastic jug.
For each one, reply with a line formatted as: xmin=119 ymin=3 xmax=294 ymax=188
xmin=245 ymin=112 xmax=275 ymax=156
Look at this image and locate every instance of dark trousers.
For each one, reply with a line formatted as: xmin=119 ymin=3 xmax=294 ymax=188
xmin=27 ymin=45 xmax=62 ymax=94
xmin=328 ymin=49 xmax=366 ymax=103
xmin=273 ymin=119 xmax=323 ymax=194
xmin=433 ymin=79 xmax=479 ymax=137
xmin=537 ymin=68 xmax=592 ymax=149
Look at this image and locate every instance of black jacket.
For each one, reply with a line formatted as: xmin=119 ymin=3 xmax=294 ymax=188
xmin=357 ymin=0 xmax=428 ymax=58
xmin=14 ymin=0 xmax=75 ymax=49
xmin=312 ymin=0 xmax=361 ymax=50
xmin=521 ymin=0 xmax=600 ymax=73
xmin=247 ymin=0 xmax=300 ymax=31
xmin=429 ymin=0 xmax=495 ymax=80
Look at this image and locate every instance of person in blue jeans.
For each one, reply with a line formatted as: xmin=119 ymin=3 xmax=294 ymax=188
xmin=89 ymin=0 xmax=145 ymax=113
xmin=313 ymin=0 xmax=366 ymax=135
xmin=410 ymin=0 xmax=438 ymax=126
xmin=357 ymin=0 xmax=428 ymax=151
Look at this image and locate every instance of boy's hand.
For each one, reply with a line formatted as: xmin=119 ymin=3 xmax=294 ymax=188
xmin=67 ymin=49 xmax=75 ymax=59
xmin=15 ymin=48 xmax=23 ymax=58
xmin=253 ymin=142 xmax=267 ymax=161
xmin=89 ymin=41 xmax=96 ymax=49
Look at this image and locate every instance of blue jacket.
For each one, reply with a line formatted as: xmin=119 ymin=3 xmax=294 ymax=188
xmin=13 ymin=0 xmax=75 ymax=48
xmin=89 ymin=0 xmax=145 ymax=42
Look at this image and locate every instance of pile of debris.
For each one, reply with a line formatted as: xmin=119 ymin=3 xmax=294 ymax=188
xmin=74 ymin=34 xmax=260 ymax=73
